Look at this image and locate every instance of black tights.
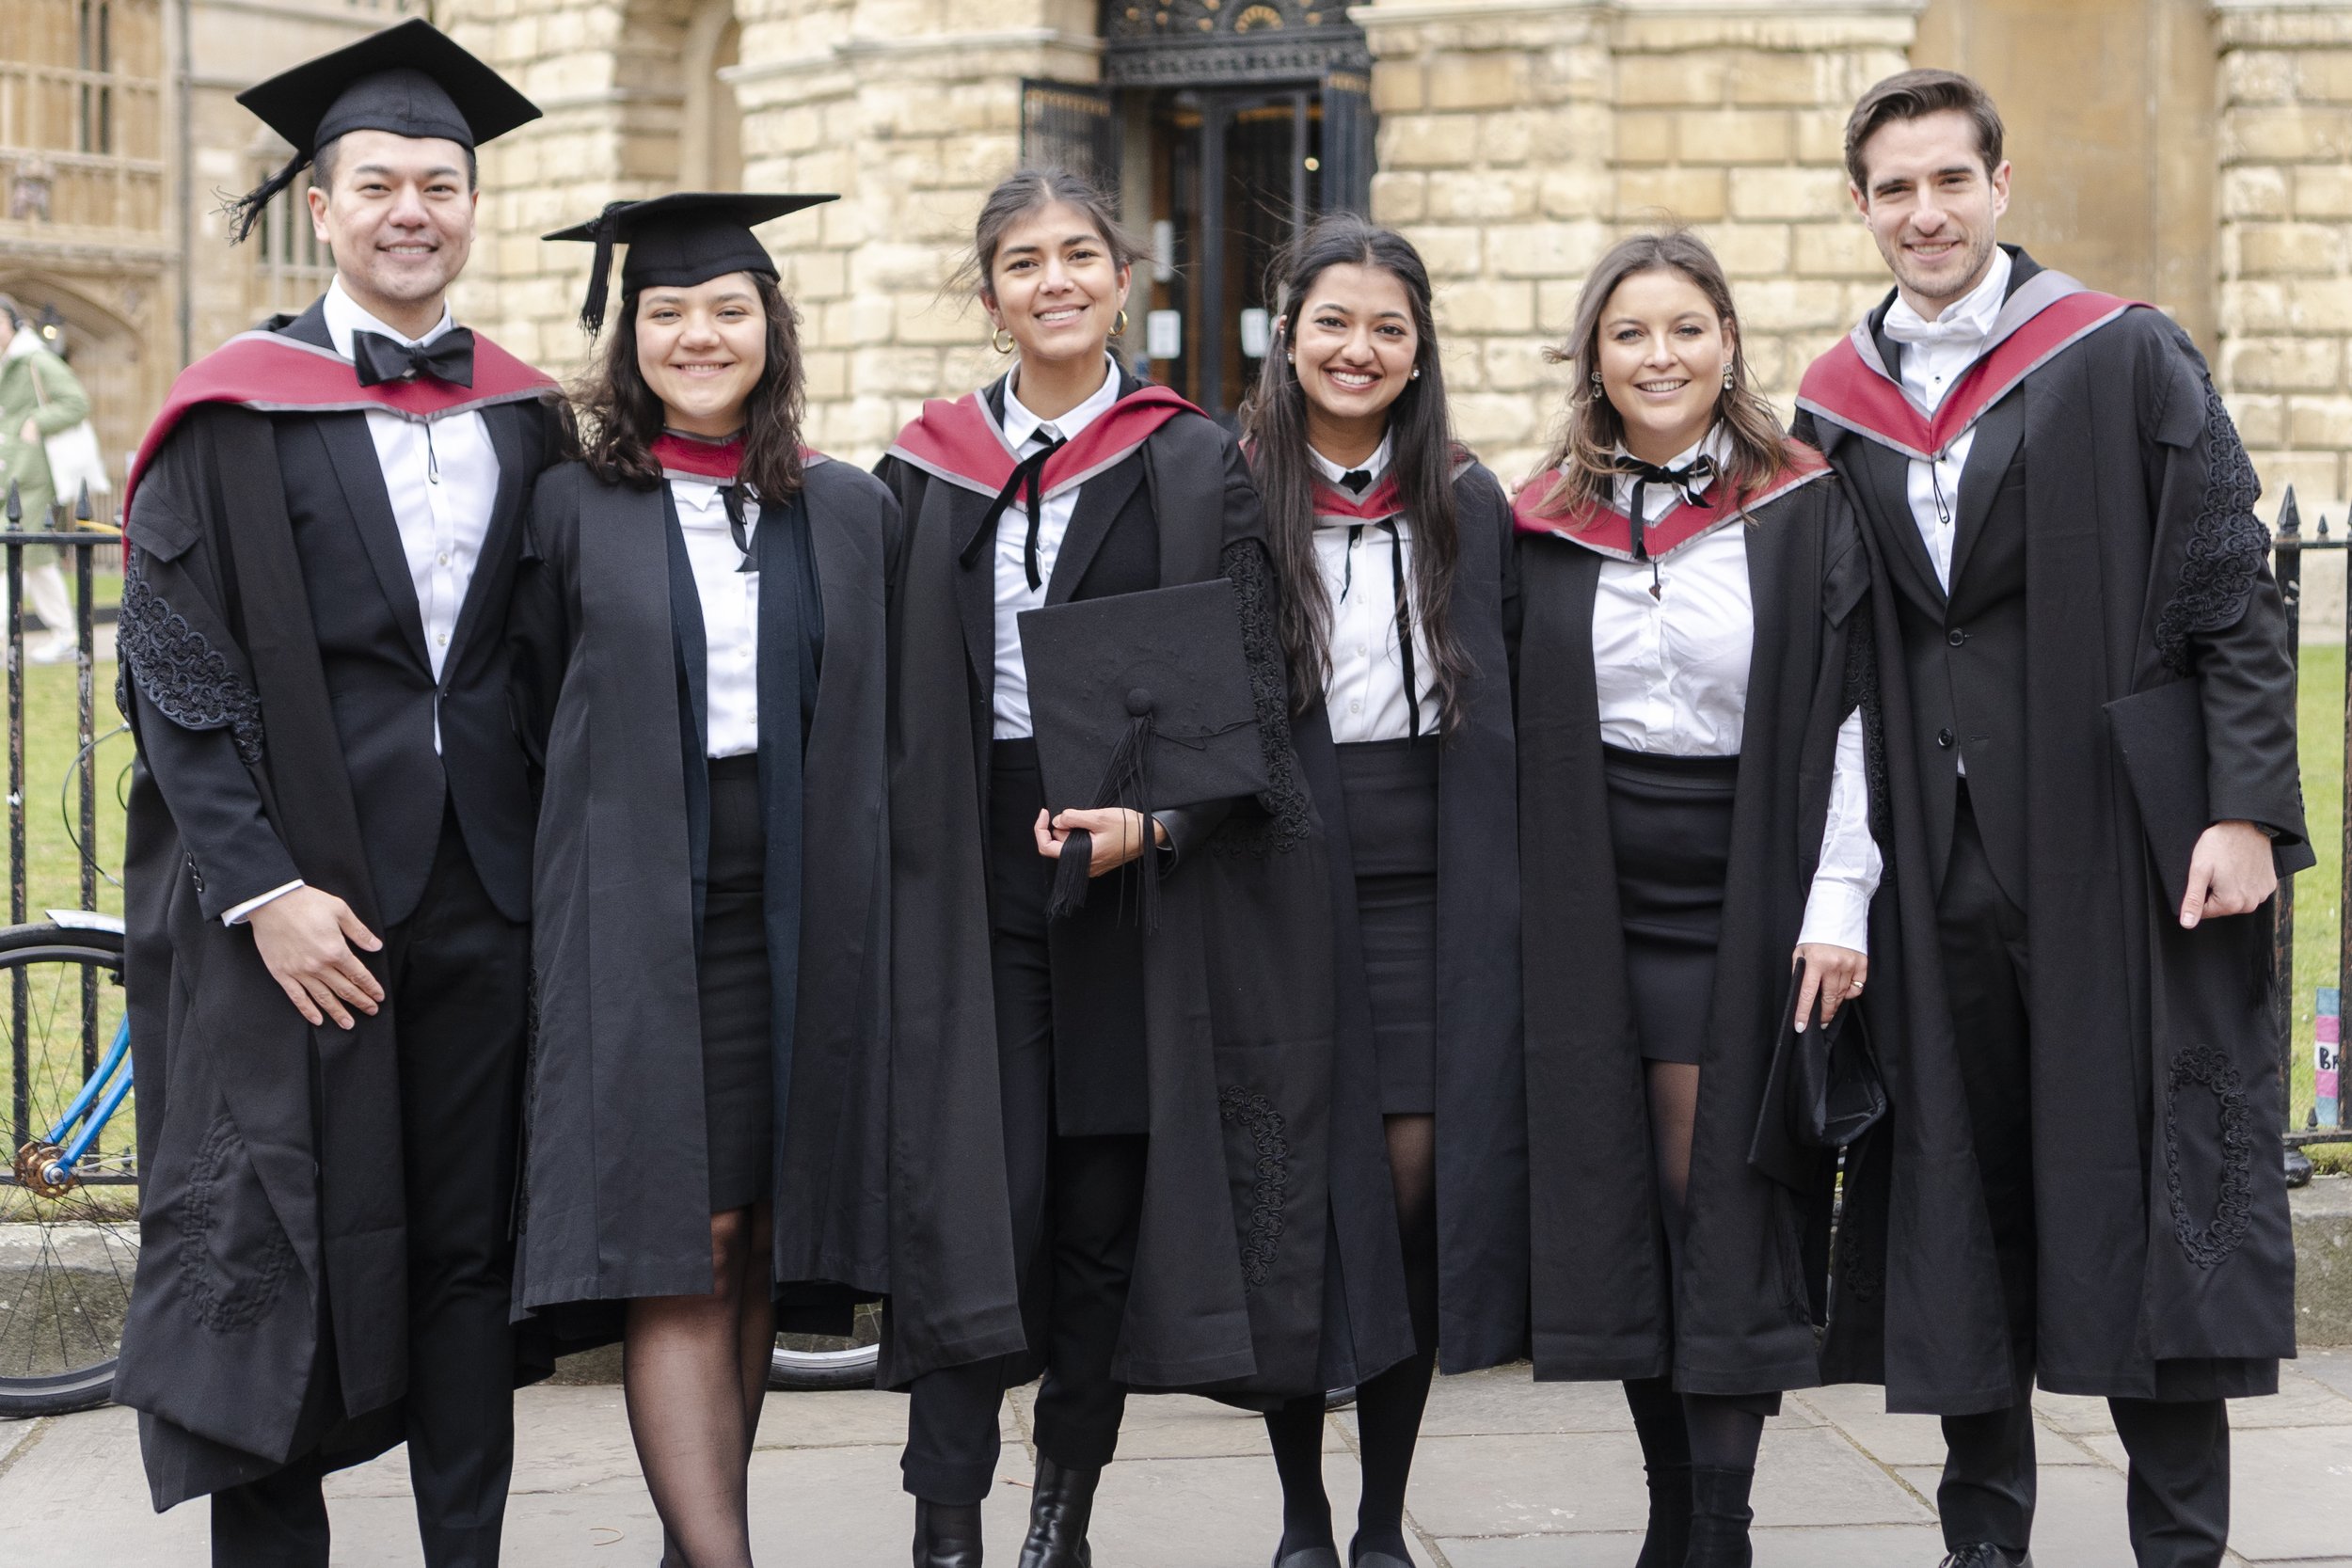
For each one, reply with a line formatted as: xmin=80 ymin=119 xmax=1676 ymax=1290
xmin=1266 ymin=1114 xmax=1437 ymax=1563
xmin=624 ymin=1201 xmax=775 ymax=1568
xmin=1623 ymin=1064 xmax=1766 ymax=1557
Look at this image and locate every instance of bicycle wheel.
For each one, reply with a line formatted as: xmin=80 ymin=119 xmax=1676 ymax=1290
xmin=0 ymin=920 xmax=136 ymax=1418
xmin=770 ymin=1299 xmax=881 ymax=1391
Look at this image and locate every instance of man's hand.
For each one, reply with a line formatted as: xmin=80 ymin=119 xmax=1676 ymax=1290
xmin=2180 ymin=819 xmax=2278 ymax=929
xmin=1791 ymin=943 xmax=1869 ymax=1033
xmin=1035 ymin=807 xmax=1169 ymax=876
xmin=247 ymin=887 xmax=385 ymax=1028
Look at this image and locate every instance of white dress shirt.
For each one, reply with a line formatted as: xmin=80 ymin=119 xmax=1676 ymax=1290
xmin=225 ymin=279 xmax=501 ymax=927
xmin=1588 ymin=427 xmax=1882 ymax=952
xmin=672 ymin=476 xmax=761 ymax=757
xmin=992 ymin=356 xmax=1122 ymax=739
xmin=1309 ymin=435 xmax=1438 ymax=743
xmin=1883 ymin=245 xmax=2011 ymax=593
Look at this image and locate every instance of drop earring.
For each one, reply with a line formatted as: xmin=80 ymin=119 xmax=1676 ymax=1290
xmin=1722 ymin=361 xmax=1735 ymax=390
xmin=1590 ymin=369 xmax=1604 ymax=400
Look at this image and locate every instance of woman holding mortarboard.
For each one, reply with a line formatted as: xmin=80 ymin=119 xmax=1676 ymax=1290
xmin=507 ymin=192 xmax=898 ymax=1568
xmin=874 ymin=166 xmax=1338 ymax=1568
xmin=1236 ymin=214 xmax=1526 ymax=1568
xmin=1508 ymin=230 xmax=1882 ymax=1568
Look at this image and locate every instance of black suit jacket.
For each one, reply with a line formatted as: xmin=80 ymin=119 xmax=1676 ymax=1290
xmin=133 ymin=299 xmax=553 ymax=925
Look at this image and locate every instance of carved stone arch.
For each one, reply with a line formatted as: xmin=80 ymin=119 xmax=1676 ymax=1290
xmin=0 ymin=268 xmax=155 ymax=488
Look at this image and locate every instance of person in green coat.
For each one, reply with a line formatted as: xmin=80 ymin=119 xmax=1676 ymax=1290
xmin=0 ymin=293 xmax=95 ymax=662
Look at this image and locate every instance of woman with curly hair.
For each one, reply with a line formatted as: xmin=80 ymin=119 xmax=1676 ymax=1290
xmin=508 ymin=192 xmax=899 ymax=1568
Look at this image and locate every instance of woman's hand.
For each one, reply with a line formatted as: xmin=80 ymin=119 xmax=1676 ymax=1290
xmin=1791 ymin=942 xmax=1868 ymax=1033
xmin=1035 ymin=807 xmax=1169 ymax=877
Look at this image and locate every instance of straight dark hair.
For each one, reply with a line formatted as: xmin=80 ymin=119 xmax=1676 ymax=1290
xmin=953 ymin=166 xmax=1145 ymax=332
xmin=1533 ymin=229 xmax=1788 ymax=516
xmin=568 ymin=270 xmax=808 ymax=504
xmin=1239 ymin=213 xmax=1470 ymax=731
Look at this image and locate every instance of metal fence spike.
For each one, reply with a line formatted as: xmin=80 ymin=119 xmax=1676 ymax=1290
xmin=73 ymin=482 xmax=91 ymax=524
xmin=2279 ymin=486 xmax=2302 ymax=535
xmin=3 ymin=481 xmax=18 ymax=527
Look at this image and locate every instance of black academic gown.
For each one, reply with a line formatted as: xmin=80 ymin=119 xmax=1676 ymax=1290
xmin=112 ymin=355 xmax=557 ymax=1506
xmin=1509 ymin=460 xmax=1867 ymax=1395
xmin=875 ymin=379 xmax=1337 ymax=1397
xmin=1289 ymin=459 xmax=1529 ymax=1387
xmin=505 ymin=457 xmax=897 ymax=1332
xmin=1798 ymin=248 xmax=2310 ymax=1413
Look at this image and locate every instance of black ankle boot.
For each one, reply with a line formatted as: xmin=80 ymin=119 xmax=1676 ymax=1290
xmin=915 ymin=1499 xmax=986 ymax=1568
xmin=1684 ymin=1465 xmax=1755 ymax=1568
xmin=1017 ymin=1456 xmax=1099 ymax=1568
xmin=1634 ymin=1461 xmax=1692 ymax=1568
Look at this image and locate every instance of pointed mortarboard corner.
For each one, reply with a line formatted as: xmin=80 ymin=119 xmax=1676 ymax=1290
xmin=227 ymin=18 xmax=540 ymax=245
xmin=544 ymin=192 xmax=835 ymax=337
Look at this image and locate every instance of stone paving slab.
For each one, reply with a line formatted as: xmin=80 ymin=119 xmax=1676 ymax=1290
xmin=6 ymin=1353 xmax=2351 ymax=1564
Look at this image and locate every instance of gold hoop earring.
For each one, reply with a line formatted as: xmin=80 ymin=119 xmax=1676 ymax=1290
xmin=1114 ymin=309 xmax=1130 ymax=338
xmin=993 ymin=326 xmax=1015 ymax=355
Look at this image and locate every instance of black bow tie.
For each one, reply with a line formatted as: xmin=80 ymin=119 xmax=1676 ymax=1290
xmin=1338 ymin=467 xmax=1375 ymax=495
xmin=352 ymin=327 xmax=476 ymax=389
xmin=1613 ymin=453 xmax=1716 ymax=554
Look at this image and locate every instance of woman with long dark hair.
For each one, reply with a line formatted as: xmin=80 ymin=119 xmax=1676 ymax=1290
xmin=508 ymin=193 xmax=898 ymax=1567
xmin=874 ymin=166 xmax=1338 ymax=1568
xmin=1238 ymin=214 xmax=1525 ymax=1568
xmin=1511 ymin=230 xmax=1881 ymax=1568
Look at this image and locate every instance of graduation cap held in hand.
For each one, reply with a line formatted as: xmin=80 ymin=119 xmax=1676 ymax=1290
xmin=1017 ymin=579 xmax=1270 ymax=927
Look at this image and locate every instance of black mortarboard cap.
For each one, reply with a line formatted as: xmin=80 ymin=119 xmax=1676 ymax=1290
xmin=1016 ymin=580 xmax=1271 ymax=925
xmin=545 ymin=192 xmax=837 ymax=337
xmin=228 ymin=19 xmax=540 ymax=244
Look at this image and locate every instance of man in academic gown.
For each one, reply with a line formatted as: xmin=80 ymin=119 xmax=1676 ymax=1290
xmin=1793 ymin=70 xmax=2308 ymax=1568
xmin=109 ymin=21 xmax=557 ymax=1566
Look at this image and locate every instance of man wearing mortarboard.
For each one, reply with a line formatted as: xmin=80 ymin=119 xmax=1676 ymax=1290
xmin=108 ymin=20 xmax=558 ymax=1565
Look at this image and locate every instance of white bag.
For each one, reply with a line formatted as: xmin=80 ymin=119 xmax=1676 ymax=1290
xmin=25 ymin=353 xmax=109 ymax=509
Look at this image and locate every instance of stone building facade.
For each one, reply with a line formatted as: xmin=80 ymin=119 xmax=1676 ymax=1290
xmin=0 ymin=0 xmax=427 ymax=495
xmin=438 ymin=0 xmax=2352 ymax=521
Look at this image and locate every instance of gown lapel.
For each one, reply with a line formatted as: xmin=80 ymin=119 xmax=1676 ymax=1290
xmin=1043 ymin=452 xmax=1144 ymax=606
xmin=442 ymin=400 xmax=530 ymax=681
xmin=312 ymin=413 xmax=435 ymax=671
xmin=1946 ymin=390 xmax=2027 ymax=594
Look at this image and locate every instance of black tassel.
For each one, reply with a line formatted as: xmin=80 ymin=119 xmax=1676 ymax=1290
xmin=1045 ymin=829 xmax=1095 ymax=920
xmin=579 ymin=201 xmax=631 ymax=338
xmin=225 ymin=150 xmax=309 ymax=245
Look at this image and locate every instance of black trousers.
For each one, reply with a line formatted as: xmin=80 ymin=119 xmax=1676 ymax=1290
xmin=1935 ymin=788 xmax=2232 ymax=1568
xmin=900 ymin=743 xmax=1152 ymax=1505
xmin=212 ymin=809 xmax=530 ymax=1568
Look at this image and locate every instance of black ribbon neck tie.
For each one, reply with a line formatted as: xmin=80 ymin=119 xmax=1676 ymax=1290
xmin=963 ymin=425 xmax=1068 ymax=589
xmin=352 ymin=327 xmax=477 ymax=389
xmin=721 ymin=483 xmax=756 ymax=573
xmin=1339 ymin=467 xmax=1375 ymax=495
xmin=1613 ymin=452 xmax=1716 ymax=598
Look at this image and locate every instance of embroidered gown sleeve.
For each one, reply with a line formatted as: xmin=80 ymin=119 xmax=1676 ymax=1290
xmin=117 ymin=424 xmax=303 ymax=921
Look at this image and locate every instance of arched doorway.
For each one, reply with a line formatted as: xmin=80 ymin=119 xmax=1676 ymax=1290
xmin=0 ymin=273 xmax=150 ymax=495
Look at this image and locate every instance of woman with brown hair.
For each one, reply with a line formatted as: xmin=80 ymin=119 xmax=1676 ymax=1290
xmin=508 ymin=193 xmax=899 ymax=1567
xmin=1239 ymin=213 xmax=1526 ymax=1568
xmin=1510 ymin=230 xmax=1880 ymax=1568
xmin=875 ymin=166 xmax=1336 ymax=1568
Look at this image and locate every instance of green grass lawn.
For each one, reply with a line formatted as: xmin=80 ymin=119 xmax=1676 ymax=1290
xmin=17 ymin=656 xmax=130 ymax=924
xmin=2290 ymin=641 xmax=2347 ymax=1143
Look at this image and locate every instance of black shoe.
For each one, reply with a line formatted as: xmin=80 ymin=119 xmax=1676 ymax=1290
xmin=1686 ymin=1465 xmax=1755 ymax=1567
xmin=1017 ymin=1456 xmax=1099 ymax=1568
xmin=1939 ymin=1548 xmax=2033 ymax=1568
xmin=1272 ymin=1549 xmax=1341 ymax=1568
xmin=915 ymin=1499 xmax=986 ymax=1568
xmin=1635 ymin=1460 xmax=1692 ymax=1568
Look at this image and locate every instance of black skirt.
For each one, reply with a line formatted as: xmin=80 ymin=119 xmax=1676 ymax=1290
xmin=700 ymin=754 xmax=774 ymax=1212
xmin=1335 ymin=736 xmax=1441 ymax=1115
xmin=1602 ymin=745 xmax=1739 ymax=1067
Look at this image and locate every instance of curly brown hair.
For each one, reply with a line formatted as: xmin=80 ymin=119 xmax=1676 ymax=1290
xmin=567 ymin=270 xmax=808 ymax=502
xmin=1530 ymin=229 xmax=1789 ymax=517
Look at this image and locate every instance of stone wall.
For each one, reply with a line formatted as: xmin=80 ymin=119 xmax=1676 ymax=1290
xmin=1354 ymin=0 xmax=1916 ymax=487
xmin=2217 ymin=0 xmax=2352 ymax=523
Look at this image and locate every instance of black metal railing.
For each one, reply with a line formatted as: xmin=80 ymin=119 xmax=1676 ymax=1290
xmin=2270 ymin=486 xmax=2351 ymax=1148
xmin=3 ymin=479 xmax=114 ymax=1158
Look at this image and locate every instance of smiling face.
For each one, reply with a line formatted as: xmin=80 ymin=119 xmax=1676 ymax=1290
xmin=984 ymin=200 xmax=1131 ymax=370
xmin=307 ymin=128 xmax=477 ymax=330
xmin=1595 ymin=267 xmax=1733 ymax=465
xmin=1289 ymin=261 xmax=1420 ymax=440
xmin=1851 ymin=107 xmax=2010 ymax=318
xmin=634 ymin=272 xmax=769 ymax=437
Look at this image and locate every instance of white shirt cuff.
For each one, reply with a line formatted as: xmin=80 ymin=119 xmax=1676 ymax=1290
xmin=223 ymin=879 xmax=306 ymax=927
xmin=1796 ymin=879 xmax=1871 ymax=956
